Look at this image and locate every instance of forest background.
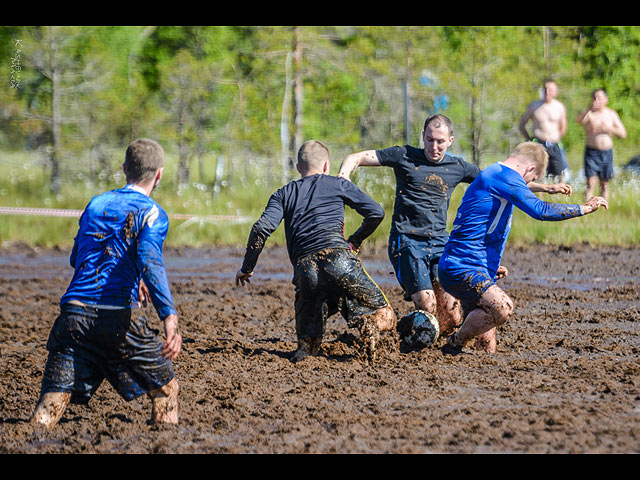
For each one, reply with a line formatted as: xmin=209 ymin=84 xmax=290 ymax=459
xmin=1 ymin=25 xmax=639 ymax=248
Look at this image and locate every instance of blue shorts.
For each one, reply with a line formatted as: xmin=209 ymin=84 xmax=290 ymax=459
xmin=584 ymin=147 xmax=614 ymax=180
xmin=438 ymin=254 xmax=495 ymax=316
xmin=40 ymin=304 xmax=174 ymax=404
xmin=388 ymin=232 xmax=446 ymax=299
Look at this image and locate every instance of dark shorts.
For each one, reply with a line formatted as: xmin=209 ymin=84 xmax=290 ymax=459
xmin=438 ymin=254 xmax=495 ymax=318
xmin=584 ymin=147 xmax=614 ymax=180
xmin=40 ymin=304 xmax=174 ymax=404
xmin=388 ymin=232 xmax=445 ymax=300
xmin=292 ymin=248 xmax=389 ymax=339
xmin=533 ymin=138 xmax=568 ymax=176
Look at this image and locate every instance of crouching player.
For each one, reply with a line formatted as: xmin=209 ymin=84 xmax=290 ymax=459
xmin=439 ymin=142 xmax=608 ymax=354
xmin=235 ymin=140 xmax=396 ymax=364
xmin=31 ymin=139 xmax=182 ymax=429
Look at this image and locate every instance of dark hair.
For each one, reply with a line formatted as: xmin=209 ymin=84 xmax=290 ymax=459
xmin=592 ymin=88 xmax=607 ymax=99
xmin=423 ymin=114 xmax=453 ymax=136
xmin=123 ymin=138 xmax=165 ymax=183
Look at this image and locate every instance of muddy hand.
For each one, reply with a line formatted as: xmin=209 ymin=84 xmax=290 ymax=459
xmin=138 ymin=280 xmax=150 ymax=308
xmin=547 ymin=183 xmax=573 ymax=196
xmin=235 ymin=269 xmax=253 ymax=287
xmin=496 ymin=265 xmax=509 ymax=279
xmin=582 ymin=196 xmax=609 ymax=215
xmin=162 ymin=314 xmax=182 ymax=361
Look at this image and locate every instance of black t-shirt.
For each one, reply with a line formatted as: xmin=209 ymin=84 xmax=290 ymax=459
xmin=376 ymin=145 xmax=480 ymax=240
xmin=241 ymin=174 xmax=384 ymax=273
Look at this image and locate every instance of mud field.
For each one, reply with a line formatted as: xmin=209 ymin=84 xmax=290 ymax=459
xmin=1 ymin=243 xmax=639 ymax=453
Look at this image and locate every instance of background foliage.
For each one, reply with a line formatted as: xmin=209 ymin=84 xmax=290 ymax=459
xmin=1 ymin=26 xmax=639 ymax=248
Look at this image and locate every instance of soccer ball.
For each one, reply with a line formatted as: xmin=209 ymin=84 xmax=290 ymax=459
xmin=399 ymin=310 xmax=440 ymax=349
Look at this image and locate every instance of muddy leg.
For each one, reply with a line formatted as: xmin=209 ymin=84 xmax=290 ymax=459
xmin=355 ymin=314 xmax=380 ymax=365
xmin=372 ymin=304 xmax=396 ymax=331
xmin=433 ymin=283 xmax=462 ymax=338
xmin=149 ymin=378 xmax=179 ymax=424
xmin=30 ymin=392 xmax=71 ymax=429
xmin=448 ymin=285 xmax=513 ymax=353
xmin=291 ymin=336 xmax=322 ymax=363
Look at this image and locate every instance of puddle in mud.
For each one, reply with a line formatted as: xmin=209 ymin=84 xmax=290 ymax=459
xmin=0 ymin=249 xmax=637 ymax=291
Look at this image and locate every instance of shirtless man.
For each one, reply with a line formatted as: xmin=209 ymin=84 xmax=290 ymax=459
xmin=519 ymin=79 xmax=569 ymax=182
xmin=577 ymin=88 xmax=627 ymax=202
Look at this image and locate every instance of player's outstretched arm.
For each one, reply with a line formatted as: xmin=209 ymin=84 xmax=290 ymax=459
xmin=528 ymin=182 xmax=573 ymax=196
xmin=580 ymin=196 xmax=609 ymax=215
xmin=338 ymin=150 xmax=381 ymax=181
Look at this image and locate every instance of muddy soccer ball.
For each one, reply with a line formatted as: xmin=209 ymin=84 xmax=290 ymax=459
xmin=402 ymin=310 xmax=440 ymax=348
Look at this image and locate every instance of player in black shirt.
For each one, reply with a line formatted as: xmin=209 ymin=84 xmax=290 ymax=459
xmin=236 ymin=140 xmax=396 ymax=364
xmin=339 ymin=115 xmax=478 ymax=340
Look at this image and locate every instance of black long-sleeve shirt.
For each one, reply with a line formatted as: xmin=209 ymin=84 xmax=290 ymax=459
xmin=241 ymin=174 xmax=384 ymax=273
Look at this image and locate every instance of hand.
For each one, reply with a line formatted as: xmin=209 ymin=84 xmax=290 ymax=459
xmin=546 ymin=183 xmax=573 ymax=196
xmin=581 ymin=196 xmax=609 ymax=215
xmin=348 ymin=242 xmax=360 ymax=255
xmin=337 ymin=171 xmax=351 ymax=181
xmin=138 ymin=281 xmax=150 ymax=308
xmin=161 ymin=314 xmax=182 ymax=361
xmin=496 ymin=265 xmax=509 ymax=280
xmin=235 ymin=269 xmax=253 ymax=287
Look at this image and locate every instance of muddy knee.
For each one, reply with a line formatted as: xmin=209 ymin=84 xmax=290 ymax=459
xmin=373 ymin=304 xmax=397 ymax=331
xmin=30 ymin=392 xmax=71 ymax=429
xmin=149 ymin=378 xmax=179 ymax=424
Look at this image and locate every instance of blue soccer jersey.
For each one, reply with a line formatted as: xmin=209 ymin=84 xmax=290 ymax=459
xmin=442 ymin=163 xmax=583 ymax=278
xmin=60 ymin=185 xmax=177 ymax=319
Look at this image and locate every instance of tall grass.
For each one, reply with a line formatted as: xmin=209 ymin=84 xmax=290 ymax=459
xmin=1 ymin=149 xmax=639 ymax=250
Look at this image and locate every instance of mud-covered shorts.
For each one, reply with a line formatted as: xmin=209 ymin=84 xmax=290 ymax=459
xmin=292 ymin=248 xmax=389 ymax=339
xmin=388 ymin=232 xmax=445 ymax=300
xmin=584 ymin=147 xmax=614 ymax=180
xmin=40 ymin=303 xmax=174 ymax=404
xmin=437 ymin=255 xmax=495 ymax=318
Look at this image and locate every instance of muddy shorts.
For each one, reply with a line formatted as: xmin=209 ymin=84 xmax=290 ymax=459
xmin=584 ymin=147 xmax=614 ymax=180
xmin=533 ymin=138 xmax=568 ymax=177
xmin=437 ymin=255 xmax=495 ymax=318
xmin=292 ymin=248 xmax=389 ymax=339
xmin=388 ymin=232 xmax=445 ymax=300
xmin=40 ymin=303 xmax=174 ymax=404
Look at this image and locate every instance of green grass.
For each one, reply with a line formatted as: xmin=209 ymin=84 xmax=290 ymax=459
xmin=1 ymin=149 xmax=639 ymax=249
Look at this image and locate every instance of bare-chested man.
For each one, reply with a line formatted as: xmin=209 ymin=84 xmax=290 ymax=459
xmin=519 ymin=79 xmax=569 ymax=182
xmin=577 ymin=88 xmax=627 ymax=202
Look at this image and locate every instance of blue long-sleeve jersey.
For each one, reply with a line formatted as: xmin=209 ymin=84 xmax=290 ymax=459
xmin=442 ymin=163 xmax=583 ymax=278
xmin=60 ymin=185 xmax=177 ymax=319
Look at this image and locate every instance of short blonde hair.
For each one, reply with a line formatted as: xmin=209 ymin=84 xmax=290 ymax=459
xmin=510 ymin=142 xmax=548 ymax=177
xmin=297 ymin=140 xmax=330 ymax=171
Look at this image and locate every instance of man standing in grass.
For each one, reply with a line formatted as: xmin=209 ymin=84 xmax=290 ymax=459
xmin=31 ymin=138 xmax=182 ymax=429
xmin=577 ymin=88 xmax=627 ymax=203
xmin=439 ymin=142 xmax=608 ymax=354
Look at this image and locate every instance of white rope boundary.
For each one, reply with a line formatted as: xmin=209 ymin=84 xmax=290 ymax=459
xmin=0 ymin=206 xmax=252 ymax=224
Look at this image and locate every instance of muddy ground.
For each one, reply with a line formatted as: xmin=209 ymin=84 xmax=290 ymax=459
xmin=0 ymin=243 xmax=638 ymax=453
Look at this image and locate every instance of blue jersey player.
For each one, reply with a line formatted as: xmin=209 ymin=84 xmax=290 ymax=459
xmin=236 ymin=140 xmax=396 ymax=364
xmin=338 ymin=115 xmax=571 ymax=342
xmin=439 ymin=142 xmax=608 ymax=354
xmin=31 ymin=139 xmax=182 ymax=429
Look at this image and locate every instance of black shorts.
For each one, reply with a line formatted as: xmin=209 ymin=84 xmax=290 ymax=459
xmin=533 ymin=138 xmax=568 ymax=176
xmin=40 ymin=304 xmax=174 ymax=404
xmin=292 ymin=248 xmax=389 ymax=339
xmin=584 ymin=147 xmax=614 ymax=180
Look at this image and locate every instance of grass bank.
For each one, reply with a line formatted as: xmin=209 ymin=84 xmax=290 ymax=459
xmin=1 ymin=149 xmax=639 ymax=250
